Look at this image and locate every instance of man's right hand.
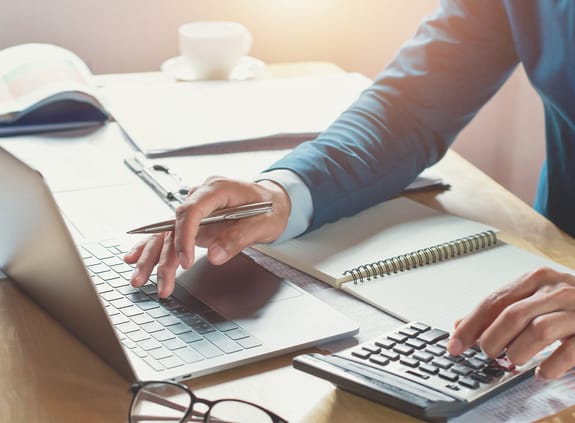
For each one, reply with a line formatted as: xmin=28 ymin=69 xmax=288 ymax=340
xmin=124 ymin=176 xmax=291 ymax=298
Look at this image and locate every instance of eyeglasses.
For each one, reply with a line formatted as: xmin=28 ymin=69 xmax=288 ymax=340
xmin=129 ymin=381 xmax=288 ymax=423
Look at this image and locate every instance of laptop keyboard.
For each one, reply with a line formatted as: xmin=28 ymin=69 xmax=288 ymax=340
xmin=80 ymin=240 xmax=262 ymax=372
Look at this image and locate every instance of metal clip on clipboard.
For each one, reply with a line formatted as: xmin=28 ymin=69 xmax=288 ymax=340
xmin=124 ymin=153 xmax=190 ymax=210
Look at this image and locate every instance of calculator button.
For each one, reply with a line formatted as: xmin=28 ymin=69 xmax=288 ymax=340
xmin=438 ymin=370 xmax=459 ymax=382
xmin=375 ymin=338 xmax=395 ymax=349
xmin=410 ymin=322 xmax=431 ymax=332
xmin=464 ymin=358 xmax=485 ymax=370
xmin=398 ymin=327 xmax=419 ymax=337
xmin=351 ymin=349 xmax=371 ymax=360
xmin=445 ymin=354 xmax=465 ymax=363
xmin=369 ymin=355 xmax=389 ymax=367
xmin=470 ymin=371 xmax=493 ymax=383
xmin=425 ymin=345 xmax=445 ymax=356
xmin=405 ymin=338 xmax=426 ymax=350
xmin=419 ymin=363 xmax=439 ymax=375
xmin=474 ymin=351 xmax=492 ymax=363
xmin=451 ymin=363 xmax=474 ymax=377
xmin=388 ymin=333 xmax=408 ymax=343
xmin=432 ymin=358 xmax=453 ymax=369
xmin=459 ymin=377 xmax=480 ymax=389
xmin=381 ymin=350 xmax=400 ymax=361
xmin=399 ymin=357 xmax=419 ymax=368
xmin=393 ymin=344 xmax=414 ymax=356
xmin=417 ymin=328 xmax=449 ymax=344
xmin=362 ymin=344 xmax=381 ymax=354
xmin=484 ymin=365 xmax=506 ymax=377
xmin=412 ymin=351 xmax=434 ymax=363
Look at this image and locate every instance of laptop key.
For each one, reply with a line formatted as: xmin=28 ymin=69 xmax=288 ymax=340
xmin=179 ymin=331 xmax=203 ymax=344
xmin=168 ymin=322 xmax=194 ymax=335
xmin=132 ymin=313 xmax=154 ymax=325
xmin=203 ymin=331 xmax=243 ymax=354
xmin=140 ymin=322 xmax=164 ymax=333
xmin=82 ymin=243 xmax=115 ymax=260
xmin=136 ymin=301 xmax=160 ymax=311
xmin=143 ymin=357 xmax=164 ymax=372
xmin=158 ymin=315 xmax=181 ymax=327
xmin=101 ymin=290 xmax=123 ymax=302
xmin=116 ymin=321 xmax=140 ymax=334
xmin=110 ymin=298 xmax=133 ymax=309
xmin=191 ymin=340 xmax=224 ymax=358
xmin=110 ymin=314 xmax=130 ymax=325
xmin=121 ymin=305 xmax=144 ymax=317
xmin=149 ymin=347 xmax=173 ymax=360
xmin=127 ymin=330 xmax=151 ymax=343
xmin=138 ymin=338 xmax=163 ymax=352
xmin=225 ymin=327 xmax=250 ymax=340
xmin=163 ymin=337 xmax=187 ymax=351
xmin=147 ymin=307 xmax=170 ymax=319
xmin=236 ymin=336 xmax=262 ymax=349
xmin=159 ymin=356 xmax=185 ymax=369
xmin=151 ymin=330 xmax=176 ymax=342
xmin=174 ymin=347 xmax=204 ymax=364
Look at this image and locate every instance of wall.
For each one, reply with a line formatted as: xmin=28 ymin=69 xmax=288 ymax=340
xmin=0 ymin=0 xmax=545 ymax=204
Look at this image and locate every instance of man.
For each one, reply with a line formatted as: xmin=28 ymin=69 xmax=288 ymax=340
xmin=126 ymin=0 xmax=575 ymax=380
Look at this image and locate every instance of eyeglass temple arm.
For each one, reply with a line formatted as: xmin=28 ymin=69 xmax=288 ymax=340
xmin=134 ymin=391 xmax=208 ymax=422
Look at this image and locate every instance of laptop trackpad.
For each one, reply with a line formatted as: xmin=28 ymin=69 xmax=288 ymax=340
xmin=175 ymin=252 xmax=302 ymax=320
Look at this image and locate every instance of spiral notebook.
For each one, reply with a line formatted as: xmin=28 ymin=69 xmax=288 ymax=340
xmin=255 ymin=197 xmax=566 ymax=330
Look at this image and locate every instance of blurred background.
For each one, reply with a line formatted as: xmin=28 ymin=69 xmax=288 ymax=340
xmin=0 ymin=0 xmax=544 ymax=206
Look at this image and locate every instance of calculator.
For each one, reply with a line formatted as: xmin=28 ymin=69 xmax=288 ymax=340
xmin=293 ymin=322 xmax=537 ymax=421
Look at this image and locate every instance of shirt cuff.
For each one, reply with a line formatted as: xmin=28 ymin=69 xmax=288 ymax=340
xmin=254 ymin=169 xmax=314 ymax=242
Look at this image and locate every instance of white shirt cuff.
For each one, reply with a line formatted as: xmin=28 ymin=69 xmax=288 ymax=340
xmin=255 ymin=169 xmax=313 ymax=242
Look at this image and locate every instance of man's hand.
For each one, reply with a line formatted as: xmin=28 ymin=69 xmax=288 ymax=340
xmin=124 ymin=177 xmax=291 ymax=298
xmin=447 ymin=267 xmax=575 ymax=380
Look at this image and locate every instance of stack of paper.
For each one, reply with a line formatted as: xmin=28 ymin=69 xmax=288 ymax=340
xmin=100 ymin=73 xmax=372 ymax=157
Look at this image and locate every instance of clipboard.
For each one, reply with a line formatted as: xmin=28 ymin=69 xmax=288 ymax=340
xmin=124 ymin=153 xmax=189 ymax=210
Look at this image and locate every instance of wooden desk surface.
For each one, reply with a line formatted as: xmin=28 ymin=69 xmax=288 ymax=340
xmin=2 ymin=64 xmax=575 ymax=423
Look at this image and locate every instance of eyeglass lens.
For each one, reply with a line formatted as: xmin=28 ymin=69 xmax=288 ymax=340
xmin=130 ymin=382 xmax=191 ymax=423
xmin=130 ymin=383 xmax=277 ymax=423
xmin=207 ymin=400 xmax=275 ymax=423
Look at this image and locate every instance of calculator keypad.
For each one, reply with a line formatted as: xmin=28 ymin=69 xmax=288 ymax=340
xmin=342 ymin=322 xmax=533 ymax=401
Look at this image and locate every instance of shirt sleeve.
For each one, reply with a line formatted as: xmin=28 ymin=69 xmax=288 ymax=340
xmin=262 ymin=0 xmax=519 ymax=233
xmin=255 ymin=169 xmax=314 ymax=242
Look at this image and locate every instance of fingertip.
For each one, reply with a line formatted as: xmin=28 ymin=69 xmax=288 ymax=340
xmin=156 ymin=277 xmax=166 ymax=298
xmin=447 ymin=337 xmax=463 ymax=356
xmin=178 ymin=251 xmax=189 ymax=269
xmin=130 ymin=269 xmax=145 ymax=287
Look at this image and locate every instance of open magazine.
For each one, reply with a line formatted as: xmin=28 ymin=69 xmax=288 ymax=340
xmin=0 ymin=43 xmax=109 ymax=136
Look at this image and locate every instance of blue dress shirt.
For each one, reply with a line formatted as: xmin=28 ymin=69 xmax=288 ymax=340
xmin=262 ymin=0 xmax=575 ymax=239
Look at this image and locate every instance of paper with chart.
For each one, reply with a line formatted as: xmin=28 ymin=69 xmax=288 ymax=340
xmin=451 ymin=356 xmax=575 ymax=422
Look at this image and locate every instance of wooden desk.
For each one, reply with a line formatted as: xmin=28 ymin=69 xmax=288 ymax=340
xmin=2 ymin=64 xmax=575 ymax=422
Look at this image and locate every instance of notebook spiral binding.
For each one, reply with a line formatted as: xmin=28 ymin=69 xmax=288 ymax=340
xmin=342 ymin=230 xmax=498 ymax=284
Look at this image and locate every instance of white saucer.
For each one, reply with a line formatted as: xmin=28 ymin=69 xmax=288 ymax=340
xmin=161 ymin=55 xmax=266 ymax=82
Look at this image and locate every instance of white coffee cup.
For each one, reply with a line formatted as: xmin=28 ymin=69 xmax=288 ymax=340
xmin=178 ymin=21 xmax=252 ymax=80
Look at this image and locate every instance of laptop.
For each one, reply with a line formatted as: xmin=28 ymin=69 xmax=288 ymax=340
xmin=0 ymin=146 xmax=359 ymax=382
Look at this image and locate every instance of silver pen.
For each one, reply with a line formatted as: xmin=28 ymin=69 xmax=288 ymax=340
xmin=126 ymin=201 xmax=274 ymax=234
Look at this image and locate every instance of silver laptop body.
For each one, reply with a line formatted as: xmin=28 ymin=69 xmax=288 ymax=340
xmin=0 ymin=147 xmax=358 ymax=382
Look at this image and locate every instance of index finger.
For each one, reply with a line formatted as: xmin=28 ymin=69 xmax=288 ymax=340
xmin=174 ymin=178 xmax=261 ymax=268
xmin=447 ymin=268 xmax=551 ymax=355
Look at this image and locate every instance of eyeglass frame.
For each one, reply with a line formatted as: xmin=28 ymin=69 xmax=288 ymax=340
xmin=129 ymin=380 xmax=288 ymax=423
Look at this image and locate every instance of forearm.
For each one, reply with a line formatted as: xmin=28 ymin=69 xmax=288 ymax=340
xmin=264 ymin=0 xmax=519 ymax=232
